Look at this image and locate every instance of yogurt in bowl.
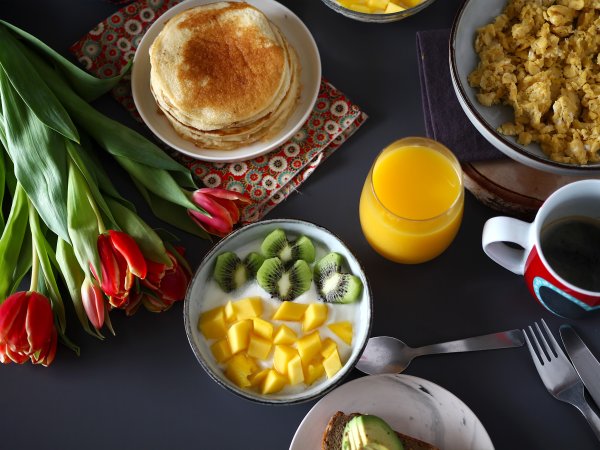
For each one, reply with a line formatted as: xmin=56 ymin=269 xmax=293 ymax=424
xmin=184 ymin=219 xmax=373 ymax=405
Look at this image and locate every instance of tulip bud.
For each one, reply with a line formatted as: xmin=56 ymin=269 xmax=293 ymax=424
xmin=189 ymin=188 xmax=251 ymax=237
xmin=81 ymin=278 xmax=105 ymax=330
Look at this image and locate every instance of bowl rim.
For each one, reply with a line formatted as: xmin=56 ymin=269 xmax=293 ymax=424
xmin=449 ymin=0 xmax=600 ymax=172
xmin=183 ymin=218 xmax=374 ymax=405
xmin=320 ymin=0 xmax=438 ymax=22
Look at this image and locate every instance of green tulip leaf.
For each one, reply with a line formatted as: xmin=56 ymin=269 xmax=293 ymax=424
xmin=0 ymin=148 xmax=5 ymax=233
xmin=67 ymin=159 xmax=102 ymax=280
xmin=0 ymin=24 xmax=78 ymax=142
xmin=28 ymin=199 xmax=67 ymax=334
xmin=0 ymin=184 xmax=29 ymax=300
xmin=18 ymin=43 xmax=190 ymax=175
xmin=7 ymin=231 xmax=32 ymax=296
xmin=56 ymin=239 xmax=104 ymax=340
xmin=134 ymin=179 xmax=210 ymax=240
xmin=0 ymin=20 xmax=130 ymax=102
xmin=0 ymin=68 xmax=70 ymax=243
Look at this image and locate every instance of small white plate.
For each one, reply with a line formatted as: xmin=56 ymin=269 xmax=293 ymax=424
xmin=290 ymin=374 xmax=495 ymax=450
xmin=184 ymin=219 xmax=373 ymax=404
xmin=131 ymin=0 xmax=321 ymax=162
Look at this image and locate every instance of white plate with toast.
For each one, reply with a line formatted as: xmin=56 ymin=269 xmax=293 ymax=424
xmin=290 ymin=374 xmax=494 ymax=450
xmin=131 ymin=0 xmax=321 ymax=162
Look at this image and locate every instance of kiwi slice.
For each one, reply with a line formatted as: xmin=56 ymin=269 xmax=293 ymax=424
xmin=244 ymin=252 xmax=265 ymax=277
xmin=314 ymin=252 xmax=363 ymax=303
xmin=261 ymin=229 xmax=315 ymax=264
xmin=214 ymin=251 xmax=263 ymax=292
xmin=256 ymin=257 xmax=312 ymax=301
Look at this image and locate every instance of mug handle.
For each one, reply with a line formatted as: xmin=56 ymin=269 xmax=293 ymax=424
xmin=482 ymin=217 xmax=532 ymax=275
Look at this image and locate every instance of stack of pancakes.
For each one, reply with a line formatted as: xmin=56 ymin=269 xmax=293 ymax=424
xmin=149 ymin=1 xmax=301 ymax=150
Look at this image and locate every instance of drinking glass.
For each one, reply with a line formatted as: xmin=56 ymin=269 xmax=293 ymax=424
xmin=359 ymin=137 xmax=464 ymax=264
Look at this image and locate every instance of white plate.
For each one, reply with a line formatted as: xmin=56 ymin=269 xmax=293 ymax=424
xmin=290 ymin=374 xmax=494 ymax=450
xmin=450 ymin=0 xmax=600 ymax=175
xmin=184 ymin=219 xmax=373 ymax=404
xmin=131 ymin=0 xmax=321 ymax=162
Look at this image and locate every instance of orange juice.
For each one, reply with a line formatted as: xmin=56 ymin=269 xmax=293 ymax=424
xmin=359 ymin=137 xmax=463 ymax=263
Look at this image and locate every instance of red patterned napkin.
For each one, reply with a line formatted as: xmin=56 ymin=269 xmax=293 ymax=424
xmin=70 ymin=0 xmax=367 ymax=223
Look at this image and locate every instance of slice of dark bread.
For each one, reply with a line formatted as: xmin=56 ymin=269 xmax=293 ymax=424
xmin=321 ymin=411 xmax=439 ymax=450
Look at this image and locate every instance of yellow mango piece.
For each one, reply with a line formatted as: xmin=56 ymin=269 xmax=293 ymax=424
xmin=210 ymin=338 xmax=232 ymax=363
xmin=321 ymin=338 xmax=338 ymax=359
xmin=297 ymin=331 xmax=322 ymax=364
xmin=227 ymin=319 xmax=253 ymax=354
xmin=249 ymin=368 xmax=270 ymax=388
xmin=368 ymin=0 xmax=388 ymax=9
xmin=198 ymin=306 xmax=227 ymax=339
xmin=252 ymin=317 xmax=274 ymax=340
xmin=273 ymin=324 xmax=297 ymax=345
xmin=233 ymin=297 xmax=263 ymax=320
xmin=261 ymin=369 xmax=288 ymax=395
xmin=328 ymin=321 xmax=353 ymax=345
xmin=302 ymin=303 xmax=328 ymax=333
xmin=287 ymin=354 xmax=305 ymax=386
xmin=224 ymin=300 xmax=236 ymax=322
xmin=273 ymin=345 xmax=297 ymax=375
xmin=272 ymin=301 xmax=308 ymax=321
xmin=304 ymin=360 xmax=325 ymax=385
xmin=224 ymin=354 xmax=258 ymax=388
xmin=247 ymin=334 xmax=272 ymax=360
xmin=323 ymin=348 xmax=343 ymax=379
xmin=385 ymin=2 xmax=405 ymax=12
xmin=348 ymin=3 xmax=371 ymax=12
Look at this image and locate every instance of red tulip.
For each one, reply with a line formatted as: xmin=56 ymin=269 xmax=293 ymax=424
xmin=93 ymin=230 xmax=147 ymax=308
xmin=142 ymin=249 xmax=192 ymax=312
xmin=81 ymin=277 xmax=105 ymax=330
xmin=0 ymin=291 xmax=57 ymax=366
xmin=189 ymin=188 xmax=251 ymax=237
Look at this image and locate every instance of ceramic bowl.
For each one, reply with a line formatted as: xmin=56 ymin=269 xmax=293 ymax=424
xmin=184 ymin=219 xmax=373 ymax=405
xmin=290 ymin=374 xmax=494 ymax=450
xmin=320 ymin=0 xmax=438 ymax=23
xmin=450 ymin=0 xmax=600 ymax=175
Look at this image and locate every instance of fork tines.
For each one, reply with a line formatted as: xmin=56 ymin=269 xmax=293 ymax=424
xmin=524 ymin=319 xmax=562 ymax=365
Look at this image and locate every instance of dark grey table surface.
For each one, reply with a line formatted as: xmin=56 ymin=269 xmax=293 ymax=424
xmin=2 ymin=0 xmax=600 ymax=449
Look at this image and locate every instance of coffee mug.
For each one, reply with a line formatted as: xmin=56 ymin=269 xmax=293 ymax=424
xmin=482 ymin=179 xmax=600 ymax=318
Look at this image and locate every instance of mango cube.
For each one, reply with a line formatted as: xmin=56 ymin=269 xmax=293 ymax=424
xmin=328 ymin=321 xmax=353 ymax=345
xmin=249 ymin=368 xmax=270 ymax=388
xmin=368 ymin=0 xmax=389 ymax=10
xmin=198 ymin=306 xmax=227 ymax=339
xmin=302 ymin=303 xmax=328 ymax=332
xmin=247 ymin=334 xmax=272 ymax=360
xmin=227 ymin=319 xmax=253 ymax=354
xmin=210 ymin=338 xmax=233 ymax=363
xmin=304 ymin=360 xmax=325 ymax=385
xmin=385 ymin=2 xmax=405 ymax=12
xmin=323 ymin=348 xmax=343 ymax=379
xmin=224 ymin=354 xmax=258 ymax=388
xmin=297 ymin=331 xmax=322 ymax=364
xmin=273 ymin=345 xmax=297 ymax=375
xmin=261 ymin=369 xmax=288 ymax=394
xmin=394 ymin=0 xmax=421 ymax=7
xmin=272 ymin=301 xmax=308 ymax=321
xmin=287 ymin=354 xmax=305 ymax=385
xmin=233 ymin=297 xmax=263 ymax=319
xmin=321 ymin=338 xmax=338 ymax=359
xmin=252 ymin=317 xmax=274 ymax=340
xmin=273 ymin=324 xmax=297 ymax=345
xmin=224 ymin=300 xmax=236 ymax=322
xmin=347 ymin=3 xmax=371 ymax=12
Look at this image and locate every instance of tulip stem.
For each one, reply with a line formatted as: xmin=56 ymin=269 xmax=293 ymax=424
xmin=88 ymin=191 xmax=106 ymax=233
xmin=30 ymin=230 xmax=40 ymax=293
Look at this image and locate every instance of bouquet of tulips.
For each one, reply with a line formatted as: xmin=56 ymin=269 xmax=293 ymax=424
xmin=0 ymin=22 xmax=250 ymax=366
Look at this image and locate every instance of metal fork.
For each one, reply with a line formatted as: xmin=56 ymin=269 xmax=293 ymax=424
xmin=524 ymin=319 xmax=600 ymax=441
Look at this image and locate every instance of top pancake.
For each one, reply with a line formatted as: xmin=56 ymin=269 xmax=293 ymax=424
xmin=149 ymin=2 xmax=289 ymax=131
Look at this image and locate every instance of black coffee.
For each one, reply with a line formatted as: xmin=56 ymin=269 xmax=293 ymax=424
xmin=541 ymin=216 xmax=600 ymax=292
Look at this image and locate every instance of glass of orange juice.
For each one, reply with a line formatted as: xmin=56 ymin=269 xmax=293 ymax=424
xmin=359 ymin=137 xmax=464 ymax=264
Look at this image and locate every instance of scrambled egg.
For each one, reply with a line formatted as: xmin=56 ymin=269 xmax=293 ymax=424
xmin=468 ymin=0 xmax=600 ymax=164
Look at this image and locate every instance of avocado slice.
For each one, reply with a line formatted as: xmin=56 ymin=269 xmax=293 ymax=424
xmin=341 ymin=415 xmax=404 ymax=450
